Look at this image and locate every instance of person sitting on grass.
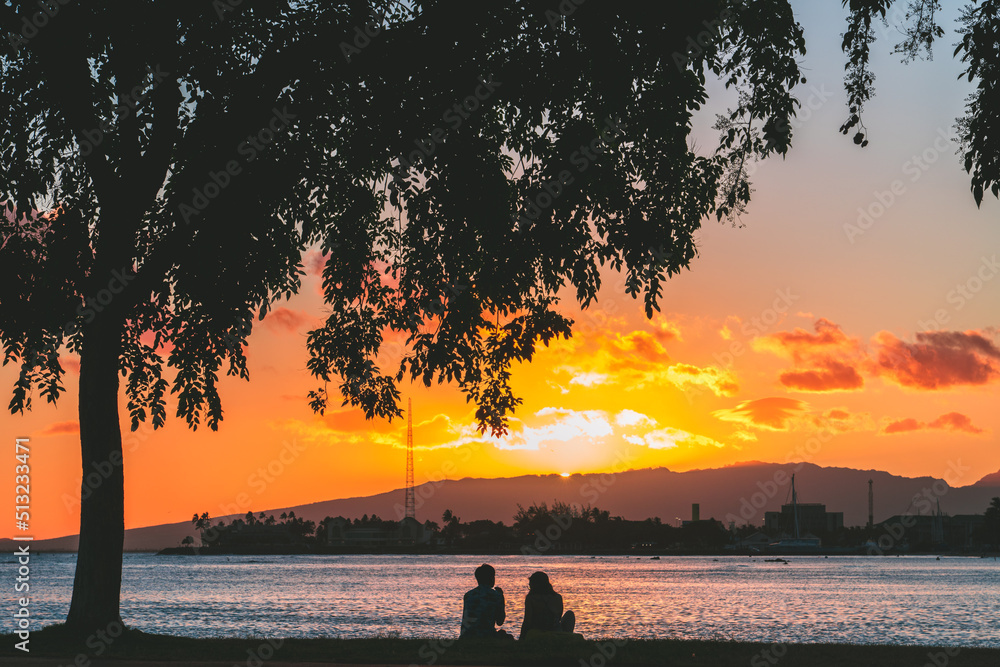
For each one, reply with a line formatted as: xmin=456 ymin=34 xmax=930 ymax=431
xmin=460 ymin=563 xmax=513 ymax=639
xmin=519 ymin=571 xmax=577 ymax=640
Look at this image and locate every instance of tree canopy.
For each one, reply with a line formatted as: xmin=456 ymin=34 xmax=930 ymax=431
xmin=0 ymin=0 xmax=997 ymax=635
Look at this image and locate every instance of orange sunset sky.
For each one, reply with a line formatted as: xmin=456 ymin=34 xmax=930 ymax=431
xmin=3 ymin=1 xmax=999 ymax=540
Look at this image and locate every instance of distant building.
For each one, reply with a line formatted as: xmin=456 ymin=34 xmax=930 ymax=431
xmin=764 ymin=503 xmax=844 ymax=536
xmin=725 ymin=531 xmax=773 ymax=552
xmin=322 ymin=516 xmax=432 ymax=547
xmin=876 ymin=514 xmax=986 ymax=550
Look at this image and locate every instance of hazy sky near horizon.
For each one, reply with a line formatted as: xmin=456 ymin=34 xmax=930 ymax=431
xmin=5 ymin=1 xmax=999 ymax=539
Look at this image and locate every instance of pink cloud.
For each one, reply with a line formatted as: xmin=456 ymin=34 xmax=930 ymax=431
xmin=36 ymin=421 xmax=80 ymax=436
xmin=882 ymin=411 xmax=985 ymax=435
xmin=873 ymin=330 xmax=1000 ymax=390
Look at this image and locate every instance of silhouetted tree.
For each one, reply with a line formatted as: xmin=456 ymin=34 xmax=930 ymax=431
xmin=2 ymin=0 xmax=996 ymax=636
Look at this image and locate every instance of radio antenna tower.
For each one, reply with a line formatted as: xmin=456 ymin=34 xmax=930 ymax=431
xmin=404 ymin=398 xmax=415 ymax=520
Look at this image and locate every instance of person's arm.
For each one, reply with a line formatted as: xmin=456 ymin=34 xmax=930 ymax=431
xmin=460 ymin=591 xmax=472 ymax=637
xmin=495 ymin=587 xmax=506 ymax=626
xmin=555 ymin=593 xmax=563 ymax=623
xmin=520 ymin=594 xmax=533 ymax=638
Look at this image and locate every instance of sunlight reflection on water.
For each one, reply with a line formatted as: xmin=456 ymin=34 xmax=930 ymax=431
xmin=16 ymin=553 xmax=1000 ymax=645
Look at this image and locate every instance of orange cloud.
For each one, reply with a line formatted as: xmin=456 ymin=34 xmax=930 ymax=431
xmin=263 ymin=307 xmax=314 ymax=334
xmin=650 ymin=318 xmax=682 ymax=343
xmin=873 ymin=330 xmax=1000 ymax=390
xmin=36 ymin=421 xmax=80 ymax=436
xmin=59 ymin=355 xmax=80 ymax=375
xmin=712 ymin=397 xmax=809 ymax=431
xmin=755 ymin=318 xmax=860 ymax=356
xmin=882 ymin=411 xmax=985 ymax=435
xmin=809 ymin=407 xmax=875 ymax=433
xmin=755 ymin=319 xmax=866 ymax=393
xmin=608 ymin=331 xmax=670 ymax=365
xmin=778 ymin=360 xmax=864 ymax=392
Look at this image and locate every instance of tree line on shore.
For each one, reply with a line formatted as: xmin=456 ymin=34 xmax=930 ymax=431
xmin=186 ymin=498 xmax=1000 ymax=553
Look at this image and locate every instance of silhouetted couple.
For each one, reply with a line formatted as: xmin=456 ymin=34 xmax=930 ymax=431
xmin=460 ymin=564 xmax=576 ymax=640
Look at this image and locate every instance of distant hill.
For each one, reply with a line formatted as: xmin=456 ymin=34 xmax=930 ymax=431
xmin=7 ymin=462 xmax=999 ymax=552
xmin=975 ymin=469 xmax=1000 ymax=487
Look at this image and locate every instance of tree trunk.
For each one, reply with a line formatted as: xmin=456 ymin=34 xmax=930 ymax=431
xmin=65 ymin=316 xmax=125 ymax=635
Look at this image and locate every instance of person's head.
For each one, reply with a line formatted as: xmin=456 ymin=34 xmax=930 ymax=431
xmin=474 ymin=563 xmax=496 ymax=587
xmin=528 ymin=570 xmax=554 ymax=594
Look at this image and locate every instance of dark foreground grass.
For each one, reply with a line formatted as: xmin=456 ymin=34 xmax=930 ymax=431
xmin=2 ymin=626 xmax=998 ymax=666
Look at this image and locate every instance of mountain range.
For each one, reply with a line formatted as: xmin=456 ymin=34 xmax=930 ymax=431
xmin=8 ymin=461 xmax=999 ymax=551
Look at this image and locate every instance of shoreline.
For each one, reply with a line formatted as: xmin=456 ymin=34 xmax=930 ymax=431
xmin=21 ymin=546 xmax=1000 ymax=557
xmin=3 ymin=629 xmax=999 ymax=667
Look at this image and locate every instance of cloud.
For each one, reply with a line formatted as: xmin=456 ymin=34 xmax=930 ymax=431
xmin=262 ymin=307 xmax=317 ymax=334
xmin=35 ymin=421 xmax=80 ymax=436
xmin=650 ymin=318 xmax=683 ymax=342
xmin=778 ymin=361 xmax=864 ymax=392
xmin=882 ymin=411 xmax=985 ymax=435
xmin=755 ymin=319 xmax=866 ymax=393
xmin=754 ymin=318 xmax=860 ymax=357
xmin=569 ymin=372 xmax=610 ymax=387
xmin=60 ymin=355 xmax=80 ymax=375
xmin=809 ymin=407 xmax=876 ymax=433
xmin=303 ymin=248 xmax=331 ymax=277
xmin=428 ymin=407 xmax=729 ymax=454
xmin=929 ymin=412 xmax=984 ymax=433
xmin=872 ymin=330 xmax=1000 ymax=390
xmin=614 ymin=409 xmax=656 ymax=427
xmin=638 ymin=428 xmax=727 ymax=450
xmin=712 ymin=397 xmax=809 ymax=431
xmin=665 ymin=363 xmax=740 ymax=397
xmin=883 ymin=417 xmax=923 ymax=434
xmin=557 ymin=325 xmax=737 ymax=396
xmin=607 ymin=331 xmax=671 ymax=366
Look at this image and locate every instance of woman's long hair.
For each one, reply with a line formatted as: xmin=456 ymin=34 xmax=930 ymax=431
xmin=528 ymin=570 xmax=555 ymax=595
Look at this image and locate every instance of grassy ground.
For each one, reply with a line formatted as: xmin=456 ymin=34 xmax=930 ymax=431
xmin=2 ymin=626 xmax=998 ymax=666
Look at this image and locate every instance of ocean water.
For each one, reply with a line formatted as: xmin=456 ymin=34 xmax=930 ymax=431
xmin=8 ymin=553 xmax=1000 ymax=646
